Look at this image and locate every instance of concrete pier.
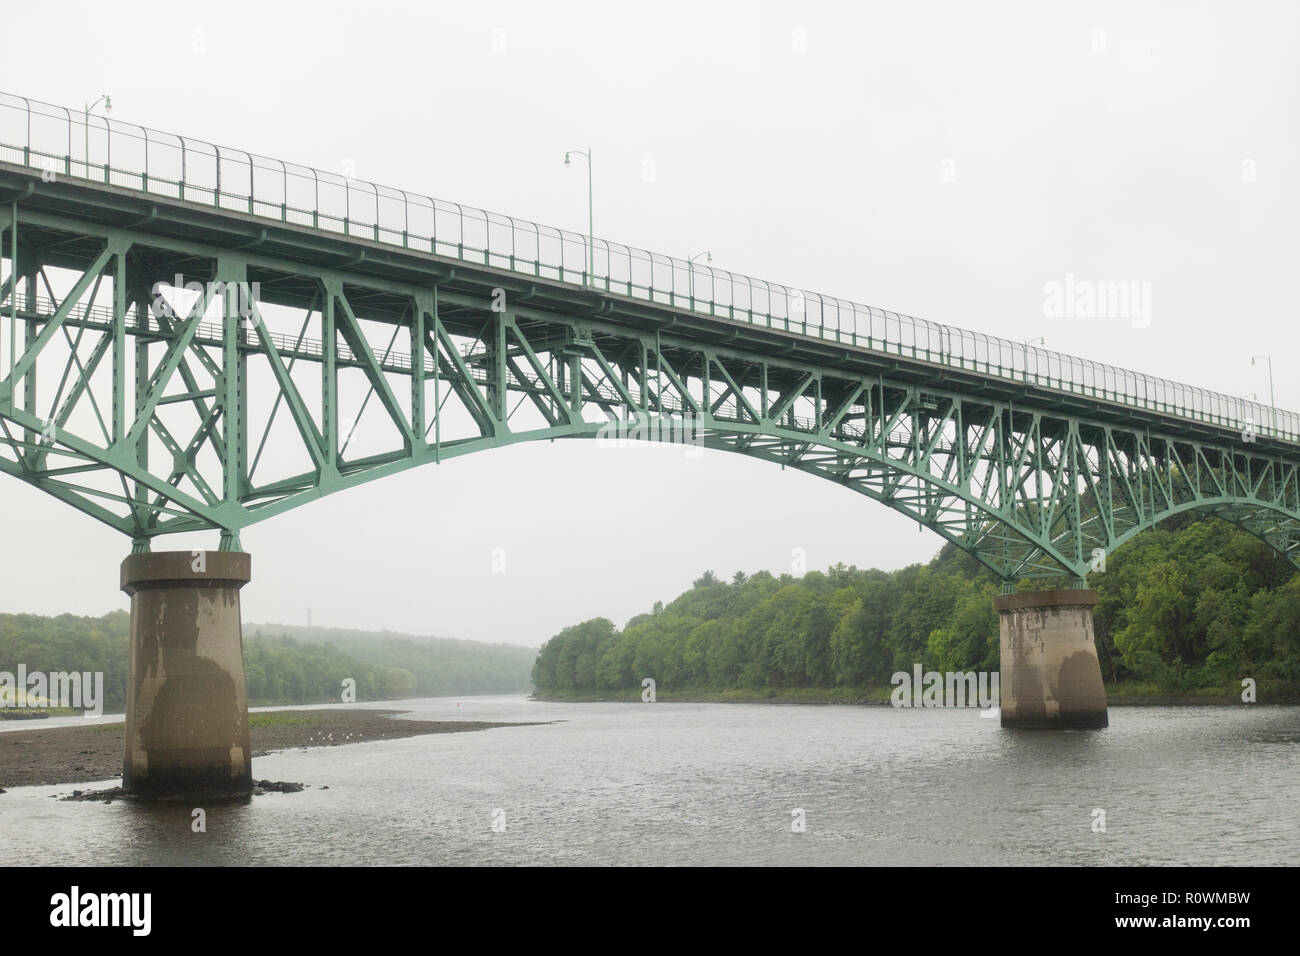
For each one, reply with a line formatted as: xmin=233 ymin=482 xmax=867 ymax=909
xmin=993 ymin=589 xmax=1109 ymax=729
xmin=120 ymin=550 xmax=253 ymax=798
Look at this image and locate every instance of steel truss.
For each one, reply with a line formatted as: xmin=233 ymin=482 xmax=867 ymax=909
xmin=0 ymin=184 xmax=1296 ymax=581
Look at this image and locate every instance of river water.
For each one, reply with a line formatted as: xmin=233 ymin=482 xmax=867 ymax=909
xmin=2 ymin=697 xmax=1297 ymax=865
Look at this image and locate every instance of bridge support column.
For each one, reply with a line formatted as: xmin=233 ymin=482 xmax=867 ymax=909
xmin=993 ymin=589 xmax=1108 ymax=729
xmin=120 ymin=550 xmax=253 ymax=798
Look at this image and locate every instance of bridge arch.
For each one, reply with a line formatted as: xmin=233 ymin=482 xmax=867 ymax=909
xmin=0 ymin=152 xmax=1295 ymax=585
xmin=1104 ymin=496 xmax=1300 ymax=569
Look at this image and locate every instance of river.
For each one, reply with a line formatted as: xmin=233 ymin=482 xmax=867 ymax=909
xmin=2 ymin=697 xmax=1297 ymax=865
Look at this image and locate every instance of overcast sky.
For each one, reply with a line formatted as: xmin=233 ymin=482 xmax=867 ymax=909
xmin=1 ymin=0 xmax=1296 ymax=646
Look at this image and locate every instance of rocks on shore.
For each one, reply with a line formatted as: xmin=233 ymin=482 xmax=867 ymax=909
xmin=62 ymin=787 xmax=130 ymax=803
xmin=59 ymin=781 xmax=308 ymax=802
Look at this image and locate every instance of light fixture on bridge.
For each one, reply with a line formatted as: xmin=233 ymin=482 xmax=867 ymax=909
xmin=1250 ymin=355 xmax=1277 ymax=436
xmin=563 ymin=147 xmax=594 ymax=288
xmin=687 ymin=251 xmax=712 ymax=304
xmin=83 ymin=93 xmax=112 ymax=174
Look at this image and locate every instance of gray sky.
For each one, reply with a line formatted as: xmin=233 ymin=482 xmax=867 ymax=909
xmin=1 ymin=0 xmax=1296 ymax=646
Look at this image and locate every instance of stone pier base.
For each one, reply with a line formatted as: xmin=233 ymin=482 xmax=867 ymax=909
xmin=993 ymin=589 xmax=1109 ymax=729
xmin=120 ymin=550 xmax=253 ymax=798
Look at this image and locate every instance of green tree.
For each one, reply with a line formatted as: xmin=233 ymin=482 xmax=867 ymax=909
xmin=693 ymin=570 xmax=720 ymax=589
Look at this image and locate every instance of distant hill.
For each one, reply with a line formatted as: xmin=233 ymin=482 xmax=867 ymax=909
xmin=0 ymin=612 xmax=534 ymax=714
xmin=246 ymin=623 xmax=537 ymax=698
xmin=252 ymin=622 xmax=524 ymax=650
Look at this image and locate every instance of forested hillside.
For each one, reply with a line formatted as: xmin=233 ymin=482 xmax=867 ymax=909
xmin=245 ymin=624 xmax=536 ymax=699
xmin=532 ymin=512 xmax=1300 ymax=699
xmin=0 ymin=612 xmax=534 ymax=714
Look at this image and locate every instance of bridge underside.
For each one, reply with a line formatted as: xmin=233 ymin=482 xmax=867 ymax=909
xmin=0 ymin=167 xmax=1297 ymax=584
xmin=2 ymin=161 xmax=1296 ymax=786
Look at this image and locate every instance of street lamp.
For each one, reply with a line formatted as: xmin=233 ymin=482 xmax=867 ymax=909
xmin=563 ymin=147 xmax=593 ymax=287
xmin=1025 ymin=336 xmax=1046 ymax=347
xmin=1250 ymin=355 xmax=1277 ymax=436
xmin=687 ymin=250 xmax=711 ymax=305
xmin=84 ymin=93 xmax=112 ymax=177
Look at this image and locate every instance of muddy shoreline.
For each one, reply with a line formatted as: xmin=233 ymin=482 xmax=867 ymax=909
xmin=0 ymin=708 xmax=544 ymax=790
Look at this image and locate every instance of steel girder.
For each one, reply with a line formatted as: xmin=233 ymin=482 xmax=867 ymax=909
xmin=1 ymin=205 xmax=1297 ymax=580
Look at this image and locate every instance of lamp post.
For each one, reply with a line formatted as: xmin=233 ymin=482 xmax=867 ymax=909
xmin=563 ymin=147 xmax=593 ymax=287
xmin=1239 ymin=392 xmax=1258 ymax=432
xmin=84 ymin=94 xmax=112 ymax=177
xmin=687 ymin=250 xmax=711 ymax=306
xmin=1250 ymin=355 xmax=1277 ymax=436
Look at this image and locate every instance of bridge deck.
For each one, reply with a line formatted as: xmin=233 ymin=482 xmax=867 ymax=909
xmin=0 ymin=91 xmax=1294 ymax=451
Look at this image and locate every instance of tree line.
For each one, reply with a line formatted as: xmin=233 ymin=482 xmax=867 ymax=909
xmin=0 ymin=612 xmax=535 ymax=713
xmin=531 ymin=512 xmax=1300 ymax=697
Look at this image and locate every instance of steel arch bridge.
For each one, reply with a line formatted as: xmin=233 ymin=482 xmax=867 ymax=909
xmin=0 ymin=92 xmax=1297 ymax=583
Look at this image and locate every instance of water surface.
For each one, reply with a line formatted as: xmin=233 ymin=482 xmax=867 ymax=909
xmin=2 ymin=697 xmax=1296 ymax=865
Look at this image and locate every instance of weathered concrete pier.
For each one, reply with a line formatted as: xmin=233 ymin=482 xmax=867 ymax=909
xmin=120 ymin=550 xmax=254 ymax=798
xmin=993 ymin=589 xmax=1109 ymax=729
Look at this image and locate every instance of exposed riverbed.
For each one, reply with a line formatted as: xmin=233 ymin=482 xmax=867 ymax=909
xmin=0 ymin=707 xmax=539 ymax=789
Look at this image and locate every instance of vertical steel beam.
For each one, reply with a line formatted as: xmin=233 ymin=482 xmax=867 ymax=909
xmin=411 ymin=290 xmax=429 ymax=445
xmin=111 ymin=243 xmax=127 ymax=443
xmin=568 ymin=353 xmax=580 ymax=415
xmin=700 ymin=351 xmax=710 ymax=420
xmin=132 ymin=279 xmax=152 ymax=536
xmin=492 ymin=311 xmax=508 ymax=421
xmin=21 ymin=262 xmax=37 ymax=450
xmin=217 ymin=257 xmax=247 ymax=511
xmin=322 ymin=283 xmax=337 ymax=469
xmin=7 ymin=204 xmax=15 ymax=381
xmin=431 ymin=290 xmax=442 ymax=460
xmin=637 ymin=339 xmax=648 ymax=408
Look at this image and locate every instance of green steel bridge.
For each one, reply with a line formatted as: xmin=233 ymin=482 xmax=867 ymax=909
xmin=1 ymin=92 xmax=1297 ymax=585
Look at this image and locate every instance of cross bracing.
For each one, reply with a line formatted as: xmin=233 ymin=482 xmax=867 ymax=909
xmin=0 ymin=94 xmax=1296 ymax=581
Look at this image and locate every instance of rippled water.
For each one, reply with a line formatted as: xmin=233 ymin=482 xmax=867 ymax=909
xmin=2 ymin=697 xmax=1297 ymax=865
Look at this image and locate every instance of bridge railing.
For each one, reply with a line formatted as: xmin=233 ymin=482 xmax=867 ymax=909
xmin=0 ymin=91 xmax=1295 ymax=444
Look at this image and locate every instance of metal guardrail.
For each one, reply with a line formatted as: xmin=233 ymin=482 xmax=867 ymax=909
xmin=0 ymin=91 xmax=1294 ymax=444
